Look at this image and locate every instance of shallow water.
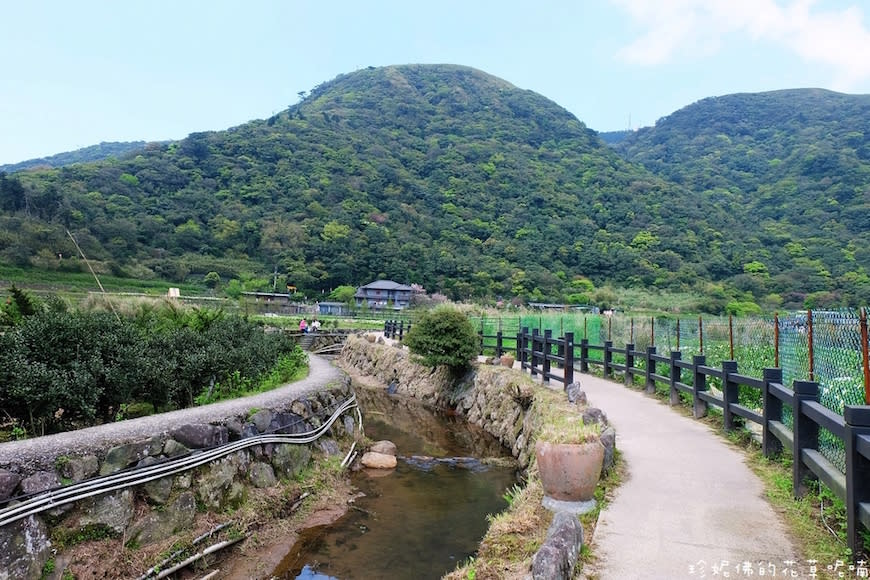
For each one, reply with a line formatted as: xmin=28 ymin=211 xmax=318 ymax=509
xmin=271 ymin=387 xmax=517 ymax=580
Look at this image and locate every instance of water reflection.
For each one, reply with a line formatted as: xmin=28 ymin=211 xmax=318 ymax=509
xmin=272 ymin=386 xmax=516 ymax=580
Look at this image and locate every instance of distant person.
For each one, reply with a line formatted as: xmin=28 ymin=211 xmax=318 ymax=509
xmin=299 ymin=318 xmax=308 ymax=333
xmin=311 ymin=319 xmax=321 ymax=332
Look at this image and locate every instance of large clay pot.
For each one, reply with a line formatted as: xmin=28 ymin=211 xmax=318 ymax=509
xmin=535 ymin=440 xmax=604 ymax=501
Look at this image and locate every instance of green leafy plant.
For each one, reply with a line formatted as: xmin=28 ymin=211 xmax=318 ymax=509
xmin=404 ymin=306 xmax=479 ymax=373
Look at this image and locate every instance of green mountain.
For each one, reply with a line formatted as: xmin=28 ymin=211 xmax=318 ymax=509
xmin=0 ymin=141 xmax=153 ymax=173
xmin=1 ymin=64 xmax=730 ymax=303
xmin=1 ymin=67 xmax=868 ymax=308
xmin=612 ymin=89 xmax=870 ymax=308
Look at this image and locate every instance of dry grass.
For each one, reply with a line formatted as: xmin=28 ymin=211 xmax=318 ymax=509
xmin=51 ymin=453 xmax=354 ymax=579
xmin=530 ymin=388 xmax=601 ymax=444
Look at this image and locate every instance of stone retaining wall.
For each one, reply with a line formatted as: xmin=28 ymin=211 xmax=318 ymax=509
xmin=339 ymin=334 xmax=540 ymax=469
xmin=0 ymin=380 xmax=355 ymax=580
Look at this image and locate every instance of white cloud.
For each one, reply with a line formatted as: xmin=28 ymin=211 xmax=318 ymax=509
xmin=611 ymin=0 xmax=870 ymax=90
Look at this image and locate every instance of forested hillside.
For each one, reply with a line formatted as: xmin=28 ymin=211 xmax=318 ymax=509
xmin=612 ymin=89 xmax=870 ymax=308
xmin=0 ymin=141 xmax=151 ymax=173
xmin=1 ymin=67 xmax=868 ymax=308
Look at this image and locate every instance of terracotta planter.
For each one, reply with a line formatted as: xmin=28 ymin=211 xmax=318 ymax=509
xmin=500 ymin=355 xmax=515 ymax=367
xmin=535 ymin=440 xmax=604 ymax=502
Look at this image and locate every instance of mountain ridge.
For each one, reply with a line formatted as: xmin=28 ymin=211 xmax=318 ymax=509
xmin=2 ymin=65 xmax=869 ymax=309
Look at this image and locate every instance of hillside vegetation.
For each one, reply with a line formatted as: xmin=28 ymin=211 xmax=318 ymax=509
xmin=0 ymin=141 xmax=151 ymax=173
xmin=613 ymin=89 xmax=870 ymax=308
xmin=2 ymin=67 xmax=869 ymax=309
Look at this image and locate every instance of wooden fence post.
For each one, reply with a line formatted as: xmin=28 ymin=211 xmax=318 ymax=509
xmin=762 ymin=368 xmax=784 ymax=457
xmin=645 ymin=346 xmax=657 ymax=394
xmin=692 ymin=354 xmax=708 ymax=418
xmin=519 ymin=327 xmax=529 ymax=369
xmin=844 ymin=406 xmax=870 ymax=556
xmin=722 ymin=360 xmax=739 ymax=430
xmin=669 ymin=351 xmax=682 ymax=405
xmin=580 ymin=338 xmax=589 ymax=373
xmin=531 ymin=329 xmax=539 ymax=377
xmin=564 ymin=332 xmax=574 ymax=386
xmin=792 ymin=380 xmax=820 ymax=496
xmin=603 ymin=341 xmax=613 ymax=379
xmin=398 ymin=320 xmax=404 ymax=341
xmin=496 ymin=331 xmax=503 ymax=357
xmin=542 ymin=329 xmax=552 ymax=383
xmin=625 ymin=343 xmax=635 ymax=387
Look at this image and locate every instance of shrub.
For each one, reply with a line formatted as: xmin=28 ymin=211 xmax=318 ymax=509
xmin=404 ymin=306 xmax=479 ymax=373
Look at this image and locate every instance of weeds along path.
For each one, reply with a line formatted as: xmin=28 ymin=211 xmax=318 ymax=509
xmin=577 ymin=374 xmax=799 ymax=579
xmin=0 ymin=355 xmax=343 ymax=471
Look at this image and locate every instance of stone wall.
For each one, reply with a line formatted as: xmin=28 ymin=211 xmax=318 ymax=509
xmin=0 ymin=380 xmax=356 ymax=580
xmin=339 ymin=335 xmax=540 ymax=469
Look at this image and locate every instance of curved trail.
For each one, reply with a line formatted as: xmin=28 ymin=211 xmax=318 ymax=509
xmin=0 ymin=355 xmax=343 ymax=471
xmin=576 ymin=374 xmax=799 ymax=579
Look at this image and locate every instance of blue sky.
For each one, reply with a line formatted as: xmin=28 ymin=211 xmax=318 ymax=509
xmin=2 ymin=0 xmax=869 ymax=165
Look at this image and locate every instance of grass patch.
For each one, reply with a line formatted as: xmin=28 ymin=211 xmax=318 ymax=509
xmin=530 ymin=388 xmax=601 ymax=444
xmin=50 ymin=524 xmax=118 ymax=551
xmin=194 ymin=348 xmax=309 ymax=405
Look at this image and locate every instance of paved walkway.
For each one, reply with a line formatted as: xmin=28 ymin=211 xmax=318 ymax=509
xmin=559 ymin=374 xmax=800 ymax=579
xmin=0 ymin=355 xmax=343 ymax=472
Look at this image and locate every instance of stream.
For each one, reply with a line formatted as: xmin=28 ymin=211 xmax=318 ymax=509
xmin=271 ymin=386 xmax=518 ymax=579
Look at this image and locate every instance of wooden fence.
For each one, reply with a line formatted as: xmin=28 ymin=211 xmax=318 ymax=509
xmin=384 ymin=319 xmax=409 ymax=341
xmin=495 ymin=329 xmax=870 ymax=556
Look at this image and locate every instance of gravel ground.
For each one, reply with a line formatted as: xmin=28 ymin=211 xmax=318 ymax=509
xmin=0 ymin=355 xmax=344 ymax=472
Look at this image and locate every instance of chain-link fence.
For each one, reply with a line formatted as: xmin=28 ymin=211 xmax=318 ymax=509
xmin=472 ymin=309 xmax=870 ymax=471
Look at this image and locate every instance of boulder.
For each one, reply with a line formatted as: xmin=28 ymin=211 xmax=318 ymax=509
xmin=0 ymin=515 xmax=51 ymax=580
xmin=342 ymin=415 xmax=356 ymax=437
xmin=249 ymin=462 xmax=278 ymax=488
xmin=60 ymin=455 xmax=99 ymax=482
xmin=224 ymin=416 xmax=245 ymax=439
xmin=142 ymin=475 xmax=173 ymax=505
xmin=271 ymin=444 xmax=311 ymax=480
xmin=170 ymin=424 xmax=228 ymax=449
xmin=20 ymin=471 xmax=60 ymax=495
xmin=127 ymin=492 xmax=196 ymax=547
xmin=600 ymin=426 xmax=617 ymax=474
xmin=240 ymin=423 xmax=259 ymax=439
xmin=318 ymin=438 xmax=341 ymax=456
xmin=531 ymin=512 xmax=584 ymax=580
xmin=565 ymin=382 xmax=587 ymax=405
xmin=162 ymin=439 xmax=190 ymax=458
xmin=196 ymin=457 xmax=237 ymax=510
xmin=361 ymin=452 xmax=397 ymax=469
xmin=79 ymin=489 xmax=135 ymax=535
xmin=100 ymin=439 xmax=161 ymax=475
xmin=0 ymin=469 xmax=21 ymax=501
xmin=582 ymin=407 xmax=608 ymax=427
xmin=269 ymin=412 xmax=308 ymax=435
xmin=370 ymin=440 xmax=398 ymax=456
xmin=249 ymin=409 xmax=275 ymax=434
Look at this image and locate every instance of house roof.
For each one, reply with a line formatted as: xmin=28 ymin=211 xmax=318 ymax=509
xmin=357 ymin=280 xmax=413 ymax=291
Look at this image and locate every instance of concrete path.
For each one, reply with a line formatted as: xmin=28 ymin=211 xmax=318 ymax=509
xmin=571 ymin=374 xmax=801 ymax=579
xmin=0 ymin=355 xmax=343 ymax=472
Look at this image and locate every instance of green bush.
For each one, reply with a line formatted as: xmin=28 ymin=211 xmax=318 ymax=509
xmin=404 ymin=306 xmax=479 ymax=373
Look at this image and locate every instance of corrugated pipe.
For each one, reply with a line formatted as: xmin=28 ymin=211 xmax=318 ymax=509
xmin=0 ymin=394 xmax=357 ymax=528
